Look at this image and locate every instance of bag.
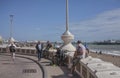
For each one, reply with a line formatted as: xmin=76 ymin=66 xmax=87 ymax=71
xmin=77 ymin=46 xmax=83 ymax=55
xmin=10 ymin=46 xmax=15 ymax=52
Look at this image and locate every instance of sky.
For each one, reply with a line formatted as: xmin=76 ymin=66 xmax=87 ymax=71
xmin=0 ymin=0 xmax=120 ymax=42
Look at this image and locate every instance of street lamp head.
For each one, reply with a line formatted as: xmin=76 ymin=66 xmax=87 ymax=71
xmin=10 ymin=15 xmax=14 ymax=17
xmin=10 ymin=15 xmax=14 ymax=20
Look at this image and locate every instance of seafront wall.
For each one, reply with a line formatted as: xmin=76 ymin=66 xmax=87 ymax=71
xmin=0 ymin=46 xmax=36 ymax=55
xmin=0 ymin=46 xmax=120 ymax=78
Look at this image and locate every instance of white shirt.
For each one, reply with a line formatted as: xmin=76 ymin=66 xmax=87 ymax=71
xmin=38 ymin=44 xmax=42 ymax=50
xmin=76 ymin=43 xmax=86 ymax=59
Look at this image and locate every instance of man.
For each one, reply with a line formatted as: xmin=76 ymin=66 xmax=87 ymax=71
xmin=84 ymin=43 xmax=89 ymax=57
xmin=56 ymin=45 xmax=61 ymax=65
xmin=36 ymin=41 xmax=42 ymax=61
xmin=69 ymin=40 xmax=86 ymax=76
xmin=44 ymin=41 xmax=52 ymax=58
xmin=9 ymin=43 xmax=16 ymax=61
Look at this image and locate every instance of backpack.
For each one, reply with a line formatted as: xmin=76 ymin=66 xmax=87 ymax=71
xmin=77 ymin=46 xmax=83 ymax=55
xmin=9 ymin=45 xmax=15 ymax=52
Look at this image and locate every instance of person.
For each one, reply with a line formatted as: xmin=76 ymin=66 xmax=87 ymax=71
xmin=44 ymin=41 xmax=52 ymax=58
xmin=69 ymin=40 xmax=86 ymax=76
xmin=55 ymin=45 xmax=62 ymax=65
xmin=84 ymin=43 xmax=89 ymax=57
xmin=9 ymin=43 xmax=16 ymax=61
xmin=36 ymin=41 xmax=42 ymax=61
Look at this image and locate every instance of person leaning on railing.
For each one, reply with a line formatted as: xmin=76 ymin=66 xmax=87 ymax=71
xmin=84 ymin=42 xmax=89 ymax=57
xmin=44 ymin=41 xmax=52 ymax=58
xmin=35 ymin=41 xmax=42 ymax=61
xmin=68 ymin=40 xmax=86 ymax=76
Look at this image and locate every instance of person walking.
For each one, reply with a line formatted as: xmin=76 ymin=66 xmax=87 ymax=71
xmin=68 ymin=40 xmax=86 ymax=76
xmin=9 ymin=43 xmax=16 ymax=61
xmin=36 ymin=41 xmax=42 ymax=61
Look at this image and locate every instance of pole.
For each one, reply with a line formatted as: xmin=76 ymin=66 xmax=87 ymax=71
xmin=66 ymin=0 xmax=69 ymax=31
xmin=10 ymin=15 xmax=14 ymax=38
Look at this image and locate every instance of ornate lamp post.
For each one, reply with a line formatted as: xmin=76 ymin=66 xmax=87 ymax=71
xmin=61 ymin=0 xmax=75 ymax=52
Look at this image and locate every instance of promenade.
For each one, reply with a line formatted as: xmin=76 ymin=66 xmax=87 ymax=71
xmin=0 ymin=53 xmax=80 ymax=78
xmin=0 ymin=54 xmax=43 ymax=78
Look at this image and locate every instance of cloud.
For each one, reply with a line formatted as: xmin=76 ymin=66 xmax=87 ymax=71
xmin=70 ymin=8 xmax=120 ymax=42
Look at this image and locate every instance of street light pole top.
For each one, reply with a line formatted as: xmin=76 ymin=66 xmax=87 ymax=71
xmin=10 ymin=15 xmax=14 ymax=21
xmin=10 ymin=15 xmax=14 ymax=17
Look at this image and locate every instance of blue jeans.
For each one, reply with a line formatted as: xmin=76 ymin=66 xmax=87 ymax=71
xmin=37 ymin=51 xmax=42 ymax=60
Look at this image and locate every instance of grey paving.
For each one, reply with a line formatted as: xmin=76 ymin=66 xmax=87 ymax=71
xmin=0 ymin=55 xmax=42 ymax=78
xmin=0 ymin=53 xmax=80 ymax=78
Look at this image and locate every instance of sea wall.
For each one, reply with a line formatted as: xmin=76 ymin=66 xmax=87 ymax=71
xmin=65 ymin=52 xmax=120 ymax=78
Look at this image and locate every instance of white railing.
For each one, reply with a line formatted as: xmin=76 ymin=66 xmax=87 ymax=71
xmin=0 ymin=46 xmax=36 ymax=55
xmin=65 ymin=52 xmax=120 ymax=78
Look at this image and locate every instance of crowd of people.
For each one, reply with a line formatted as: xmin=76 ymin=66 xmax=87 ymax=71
xmin=35 ymin=40 xmax=89 ymax=69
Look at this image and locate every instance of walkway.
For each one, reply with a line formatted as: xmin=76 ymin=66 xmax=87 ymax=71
xmin=0 ymin=53 xmax=80 ymax=78
xmin=0 ymin=54 xmax=42 ymax=78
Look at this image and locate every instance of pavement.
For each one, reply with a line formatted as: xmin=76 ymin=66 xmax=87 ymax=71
xmin=0 ymin=53 xmax=80 ymax=78
xmin=0 ymin=54 xmax=42 ymax=78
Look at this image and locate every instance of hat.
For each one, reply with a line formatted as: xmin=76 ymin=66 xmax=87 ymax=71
xmin=77 ymin=40 xmax=81 ymax=44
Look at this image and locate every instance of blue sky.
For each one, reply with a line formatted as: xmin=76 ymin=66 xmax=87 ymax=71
xmin=0 ymin=0 xmax=120 ymax=42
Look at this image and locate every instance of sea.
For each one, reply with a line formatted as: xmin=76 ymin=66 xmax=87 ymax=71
xmin=87 ymin=44 xmax=120 ymax=56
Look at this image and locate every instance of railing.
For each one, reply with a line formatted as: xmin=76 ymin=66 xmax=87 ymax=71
xmin=0 ymin=46 xmax=120 ymax=78
xmin=0 ymin=47 xmax=36 ymax=55
xmin=64 ymin=52 xmax=120 ymax=78
xmin=47 ymin=50 xmax=120 ymax=78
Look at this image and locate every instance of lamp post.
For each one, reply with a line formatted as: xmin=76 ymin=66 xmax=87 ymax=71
xmin=61 ymin=0 xmax=75 ymax=52
xmin=10 ymin=15 xmax=13 ymax=38
xmin=9 ymin=15 xmax=15 ymax=43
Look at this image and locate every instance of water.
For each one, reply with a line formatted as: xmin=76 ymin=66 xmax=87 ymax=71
xmin=87 ymin=44 xmax=120 ymax=56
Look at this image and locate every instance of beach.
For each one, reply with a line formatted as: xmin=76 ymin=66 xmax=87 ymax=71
xmin=89 ymin=52 xmax=120 ymax=67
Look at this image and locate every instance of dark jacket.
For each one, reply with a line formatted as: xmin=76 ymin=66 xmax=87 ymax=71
xmin=36 ymin=44 xmax=41 ymax=52
xmin=9 ymin=45 xmax=16 ymax=53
